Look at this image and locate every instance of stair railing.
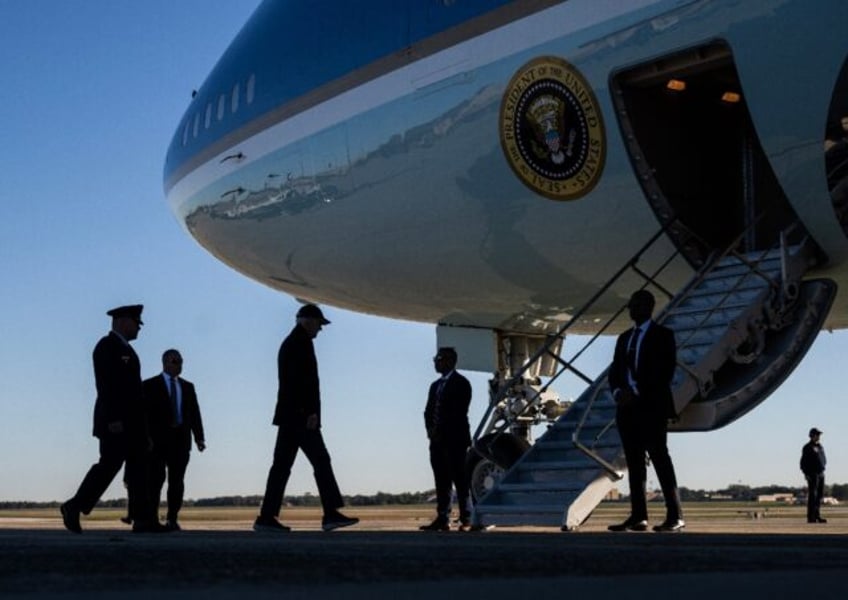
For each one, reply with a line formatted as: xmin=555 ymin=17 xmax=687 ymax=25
xmin=571 ymin=218 xmax=808 ymax=476
xmin=473 ymin=219 xmax=690 ymax=453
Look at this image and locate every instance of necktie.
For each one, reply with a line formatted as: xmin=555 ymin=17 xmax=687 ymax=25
xmin=627 ymin=327 xmax=639 ymax=376
xmin=433 ymin=378 xmax=447 ymax=427
xmin=168 ymin=376 xmax=179 ymax=426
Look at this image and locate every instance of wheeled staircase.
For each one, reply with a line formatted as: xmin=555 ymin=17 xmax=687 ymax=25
xmin=472 ymin=236 xmax=836 ymax=530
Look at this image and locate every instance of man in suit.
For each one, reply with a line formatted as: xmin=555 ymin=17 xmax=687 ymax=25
xmin=800 ymin=427 xmax=827 ymax=523
xmin=61 ymin=304 xmax=165 ymax=534
xmin=144 ymin=349 xmax=206 ymax=531
xmin=607 ymin=289 xmax=684 ymax=533
xmin=421 ymin=347 xmax=473 ymax=532
xmin=255 ymin=304 xmax=359 ymax=533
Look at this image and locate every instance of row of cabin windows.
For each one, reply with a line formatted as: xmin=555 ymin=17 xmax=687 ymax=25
xmin=181 ymin=73 xmax=256 ymax=146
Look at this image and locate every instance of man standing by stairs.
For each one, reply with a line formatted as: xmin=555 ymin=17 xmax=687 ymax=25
xmin=800 ymin=427 xmax=827 ymax=523
xmin=607 ymin=289 xmax=685 ymax=533
xmin=421 ymin=347 xmax=473 ymax=532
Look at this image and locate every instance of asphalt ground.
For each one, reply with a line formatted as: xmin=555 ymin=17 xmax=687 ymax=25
xmin=2 ymin=505 xmax=846 ymax=598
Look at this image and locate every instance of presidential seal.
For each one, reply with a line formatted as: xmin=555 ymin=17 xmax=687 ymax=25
xmin=500 ymin=56 xmax=605 ymax=201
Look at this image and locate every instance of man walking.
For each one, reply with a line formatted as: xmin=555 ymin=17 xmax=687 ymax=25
xmin=421 ymin=347 xmax=473 ymax=532
xmin=800 ymin=427 xmax=827 ymax=523
xmin=144 ymin=349 xmax=206 ymax=531
xmin=607 ymin=289 xmax=684 ymax=533
xmin=255 ymin=304 xmax=358 ymax=532
xmin=61 ymin=304 xmax=164 ymax=533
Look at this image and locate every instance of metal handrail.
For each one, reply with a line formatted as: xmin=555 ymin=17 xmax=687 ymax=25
xmin=473 ymin=218 xmax=690 ymax=448
xmin=570 ymin=217 xmax=804 ymax=476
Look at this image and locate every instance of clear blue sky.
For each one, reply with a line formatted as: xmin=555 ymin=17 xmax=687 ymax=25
xmin=0 ymin=1 xmax=844 ymax=504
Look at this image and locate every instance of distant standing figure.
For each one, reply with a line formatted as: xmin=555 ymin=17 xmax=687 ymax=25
xmin=143 ymin=349 xmax=206 ymax=531
xmin=61 ymin=305 xmax=164 ymax=534
xmin=800 ymin=427 xmax=827 ymax=523
xmin=607 ymin=289 xmax=684 ymax=533
xmin=254 ymin=304 xmax=359 ymax=533
xmin=420 ymin=347 xmax=473 ymax=532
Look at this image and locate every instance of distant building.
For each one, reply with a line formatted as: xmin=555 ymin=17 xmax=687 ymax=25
xmin=756 ymin=493 xmax=796 ymax=503
xmin=604 ymin=489 xmax=620 ymax=501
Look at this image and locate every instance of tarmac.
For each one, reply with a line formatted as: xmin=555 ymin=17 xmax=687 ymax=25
xmin=2 ymin=511 xmax=847 ymax=598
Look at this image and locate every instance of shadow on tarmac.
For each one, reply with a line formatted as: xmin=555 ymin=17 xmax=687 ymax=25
xmin=2 ymin=528 xmax=847 ymax=598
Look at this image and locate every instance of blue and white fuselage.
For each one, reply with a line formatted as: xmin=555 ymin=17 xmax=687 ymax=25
xmin=164 ymin=0 xmax=848 ymax=335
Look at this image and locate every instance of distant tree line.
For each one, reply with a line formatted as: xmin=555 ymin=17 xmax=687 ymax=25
xmin=2 ymin=484 xmax=845 ymax=510
xmin=0 ymin=490 xmax=434 ymax=510
xmin=677 ymin=483 xmax=848 ymax=502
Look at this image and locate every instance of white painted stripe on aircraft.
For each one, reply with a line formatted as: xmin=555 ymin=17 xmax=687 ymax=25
xmin=168 ymin=0 xmax=667 ymax=209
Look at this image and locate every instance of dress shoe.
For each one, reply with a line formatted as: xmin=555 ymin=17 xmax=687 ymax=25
xmin=120 ymin=516 xmax=132 ymax=525
xmin=60 ymin=501 xmax=82 ymax=534
xmin=253 ymin=516 xmax=291 ymax=532
xmin=808 ymin=517 xmax=827 ymax=523
xmin=608 ymin=518 xmax=648 ymax=532
xmin=419 ymin=518 xmax=450 ymax=532
xmin=321 ymin=511 xmax=359 ymax=532
xmin=165 ymin=519 xmax=182 ymax=531
xmin=653 ymin=519 xmax=685 ymax=532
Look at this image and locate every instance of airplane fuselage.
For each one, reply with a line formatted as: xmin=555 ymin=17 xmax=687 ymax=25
xmin=164 ymin=0 xmax=848 ymax=335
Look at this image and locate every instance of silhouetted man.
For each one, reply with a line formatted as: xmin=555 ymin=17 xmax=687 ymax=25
xmin=61 ymin=304 xmax=164 ymax=533
xmin=421 ymin=347 xmax=473 ymax=532
xmin=144 ymin=349 xmax=206 ymax=531
xmin=800 ymin=427 xmax=827 ymax=523
xmin=607 ymin=289 xmax=684 ymax=533
xmin=255 ymin=304 xmax=358 ymax=532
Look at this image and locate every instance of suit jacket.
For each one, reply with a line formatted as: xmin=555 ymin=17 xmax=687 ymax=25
xmin=424 ymin=370 xmax=472 ymax=446
xmin=608 ymin=320 xmax=677 ymax=419
xmin=273 ymin=324 xmax=320 ymax=427
xmin=142 ymin=374 xmax=205 ymax=453
xmin=92 ymin=331 xmax=145 ymax=444
xmin=800 ymin=441 xmax=827 ymax=476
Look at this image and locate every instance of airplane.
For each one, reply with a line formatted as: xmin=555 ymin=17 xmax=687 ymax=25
xmin=164 ymin=0 xmax=848 ymax=529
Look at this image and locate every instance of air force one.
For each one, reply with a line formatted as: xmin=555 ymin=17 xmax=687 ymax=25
xmin=164 ymin=0 xmax=848 ymax=528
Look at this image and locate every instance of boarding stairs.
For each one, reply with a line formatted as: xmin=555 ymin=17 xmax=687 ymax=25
xmin=472 ymin=227 xmax=836 ymax=530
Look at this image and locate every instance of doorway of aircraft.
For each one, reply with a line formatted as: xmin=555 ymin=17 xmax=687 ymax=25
xmin=612 ymin=42 xmax=800 ymax=266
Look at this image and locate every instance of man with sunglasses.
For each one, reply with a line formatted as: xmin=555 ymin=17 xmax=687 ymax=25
xmin=144 ymin=349 xmax=206 ymax=531
xmin=421 ymin=347 xmax=473 ymax=532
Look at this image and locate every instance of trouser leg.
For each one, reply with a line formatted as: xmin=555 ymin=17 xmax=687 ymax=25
xmin=617 ymin=411 xmax=648 ymax=521
xmin=166 ymin=450 xmax=190 ymax=521
xmin=126 ymin=450 xmax=155 ymax=523
xmin=645 ymin=420 xmax=681 ymax=521
xmin=447 ymin=443 xmax=471 ymax=521
xmin=807 ymin=474 xmax=824 ymax=521
xmin=74 ymin=435 xmax=126 ymax=514
xmin=260 ymin=426 xmax=299 ymax=518
xmin=301 ymin=429 xmax=343 ymax=513
xmin=429 ymin=441 xmax=453 ymax=520
xmin=147 ymin=449 xmax=166 ymax=521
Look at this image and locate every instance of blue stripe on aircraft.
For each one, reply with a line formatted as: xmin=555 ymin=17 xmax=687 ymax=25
xmin=164 ymin=0 xmax=517 ymax=182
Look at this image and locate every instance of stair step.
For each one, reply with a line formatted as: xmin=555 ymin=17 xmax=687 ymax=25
xmin=496 ymin=481 xmax=589 ymax=493
xmin=516 ymin=458 xmax=616 ymax=472
xmin=475 ymin=504 xmax=566 ymax=515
